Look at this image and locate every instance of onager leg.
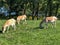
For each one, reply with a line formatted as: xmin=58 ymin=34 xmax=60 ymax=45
xmin=14 ymin=25 xmax=16 ymax=30
xmin=24 ymin=19 xmax=27 ymax=24
xmin=17 ymin=20 xmax=20 ymax=24
xmin=51 ymin=22 xmax=54 ymax=28
xmin=7 ymin=26 xmax=9 ymax=30
xmin=51 ymin=21 xmax=56 ymax=28
xmin=2 ymin=27 xmax=6 ymax=33
xmin=12 ymin=24 xmax=16 ymax=30
xmin=53 ymin=21 xmax=56 ymax=28
xmin=45 ymin=22 xmax=48 ymax=29
xmin=7 ymin=26 xmax=10 ymax=32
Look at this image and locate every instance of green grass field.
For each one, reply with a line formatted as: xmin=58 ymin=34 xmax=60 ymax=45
xmin=0 ymin=20 xmax=60 ymax=45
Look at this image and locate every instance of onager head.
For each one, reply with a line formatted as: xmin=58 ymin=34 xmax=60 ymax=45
xmin=2 ymin=18 xmax=16 ymax=33
xmin=17 ymin=15 xmax=27 ymax=24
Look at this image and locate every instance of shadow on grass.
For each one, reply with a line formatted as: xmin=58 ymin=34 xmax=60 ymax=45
xmin=33 ymin=27 xmax=40 ymax=29
xmin=33 ymin=27 xmax=44 ymax=30
xmin=0 ymin=30 xmax=2 ymax=33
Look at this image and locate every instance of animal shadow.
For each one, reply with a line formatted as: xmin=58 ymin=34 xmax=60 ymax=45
xmin=33 ymin=27 xmax=40 ymax=30
xmin=0 ymin=30 xmax=2 ymax=33
xmin=33 ymin=26 xmax=44 ymax=30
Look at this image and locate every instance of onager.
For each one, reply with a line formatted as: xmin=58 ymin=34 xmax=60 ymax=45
xmin=17 ymin=15 xmax=27 ymax=24
xmin=2 ymin=18 xmax=16 ymax=33
xmin=40 ymin=16 xmax=57 ymax=29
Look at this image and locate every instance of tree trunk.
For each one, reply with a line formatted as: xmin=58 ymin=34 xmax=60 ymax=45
xmin=22 ymin=3 xmax=25 ymax=15
xmin=36 ymin=2 xmax=39 ymax=20
xmin=55 ymin=3 xmax=59 ymax=16
xmin=47 ymin=0 xmax=53 ymax=16
xmin=32 ymin=2 xmax=35 ymax=20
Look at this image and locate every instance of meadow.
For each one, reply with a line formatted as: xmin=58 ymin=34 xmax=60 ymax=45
xmin=0 ymin=19 xmax=60 ymax=45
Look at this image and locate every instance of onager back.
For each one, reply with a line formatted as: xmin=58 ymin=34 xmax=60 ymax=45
xmin=46 ymin=16 xmax=57 ymax=23
xmin=17 ymin=15 xmax=27 ymax=24
xmin=40 ymin=16 xmax=57 ymax=29
xmin=2 ymin=18 xmax=16 ymax=33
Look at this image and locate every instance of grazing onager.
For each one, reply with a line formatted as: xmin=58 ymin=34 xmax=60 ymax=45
xmin=17 ymin=15 xmax=27 ymax=24
xmin=2 ymin=18 xmax=16 ymax=33
xmin=40 ymin=16 xmax=57 ymax=29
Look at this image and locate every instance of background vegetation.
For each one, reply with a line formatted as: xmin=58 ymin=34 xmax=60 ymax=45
xmin=0 ymin=0 xmax=60 ymax=19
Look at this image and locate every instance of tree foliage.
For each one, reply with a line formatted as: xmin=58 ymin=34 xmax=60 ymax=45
xmin=0 ymin=0 xmax=60 ymax=19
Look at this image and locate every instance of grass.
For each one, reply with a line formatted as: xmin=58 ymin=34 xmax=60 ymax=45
xmin=0 ymin=19 xmax=60 ymax=45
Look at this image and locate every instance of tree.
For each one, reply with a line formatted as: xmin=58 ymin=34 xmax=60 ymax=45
xmin=0 ymin=0 xmax=60 ymax=19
